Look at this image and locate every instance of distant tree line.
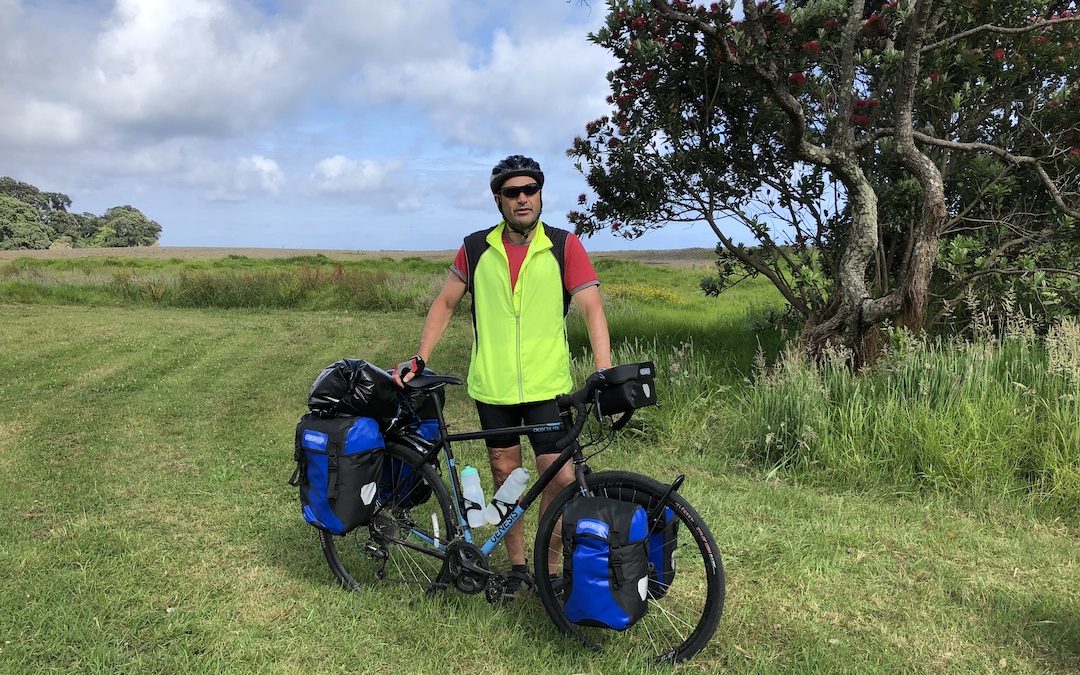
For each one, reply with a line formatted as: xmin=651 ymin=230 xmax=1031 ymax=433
xmin=0 ymin=177 xmax=162 ymax=250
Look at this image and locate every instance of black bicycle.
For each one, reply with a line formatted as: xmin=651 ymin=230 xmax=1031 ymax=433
xmin=317 ymin=364 xmax=725 ymax=664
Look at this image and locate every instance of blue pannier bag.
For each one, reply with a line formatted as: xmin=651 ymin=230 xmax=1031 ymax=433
xmin=562 ymin=496 xmax=650 ymax=630
xmin=379 ymin=419 xmax=439 ymax=509
xmin=291 ymin=414 xmax=384 ymax=535
xmin=647 ymin=506 xmax=678 ymax=599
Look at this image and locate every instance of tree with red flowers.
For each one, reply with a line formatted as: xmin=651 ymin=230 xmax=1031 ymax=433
xmin=569 ymin=0 xmax=1080 ymax=362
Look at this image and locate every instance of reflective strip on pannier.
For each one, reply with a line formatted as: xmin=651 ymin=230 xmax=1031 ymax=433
xmin=562 ymin=496 xmax=650 ymax=631
xmin=293 ymin=414 xmax=383 ymax=535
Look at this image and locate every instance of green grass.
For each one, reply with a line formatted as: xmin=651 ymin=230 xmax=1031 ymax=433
xmin=1 ymin=254 xmax=1078 ymax=673
xmin=0 ymin=255 xmax=448 ymax=313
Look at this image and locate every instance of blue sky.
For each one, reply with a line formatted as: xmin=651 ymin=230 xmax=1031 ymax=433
xmin=0 ymin=0 xmax=721 ymax=251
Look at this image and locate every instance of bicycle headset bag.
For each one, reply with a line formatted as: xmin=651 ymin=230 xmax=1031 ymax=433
xmin=292 ymin=414 xmax=384 ymax=535
xmin=647 ymin=506 xmax=678 ymax=599
xmin=561 ymin=496 xmax=650 ymax=630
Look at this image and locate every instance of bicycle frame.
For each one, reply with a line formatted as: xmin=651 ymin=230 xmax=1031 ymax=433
xmin=391 ymin=384 xmax=589 ymax=557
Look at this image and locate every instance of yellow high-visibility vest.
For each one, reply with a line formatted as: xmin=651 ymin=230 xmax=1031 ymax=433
xmin=465 ymin=221 xmax=573 ymax=404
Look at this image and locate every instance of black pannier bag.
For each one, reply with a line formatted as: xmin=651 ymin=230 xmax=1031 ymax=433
xmin=308 ymin=358 xmax=399 ymax=424
xmin=561 ymin=496 xmax=650 ymax=630
xmin=595 ymin=362 xmax=658 ymax=417
xmin=291 ymin=414 xmax=384 ymax=535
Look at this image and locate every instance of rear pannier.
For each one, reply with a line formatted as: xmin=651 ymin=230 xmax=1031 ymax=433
xmin=561 ymin=496 xmax=650 ymax=630
xmin=291 ymin=414 xmax=384 ymax=535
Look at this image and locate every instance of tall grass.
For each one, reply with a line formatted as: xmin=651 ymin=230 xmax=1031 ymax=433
xmin=0 ymin=256 xmax=446 ymax=313
xmin=600 ymin=319 xmax=1080 ymax=518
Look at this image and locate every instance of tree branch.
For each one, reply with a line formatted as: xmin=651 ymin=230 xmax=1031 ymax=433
xmin=912 ymin=132 xmax=1080 ymax=220
xmin=921 ymin=15 xmax=1080 ymax=52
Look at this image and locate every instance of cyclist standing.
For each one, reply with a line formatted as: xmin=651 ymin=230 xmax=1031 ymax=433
xmin=394 ymin=154 xmax=612 ymax=602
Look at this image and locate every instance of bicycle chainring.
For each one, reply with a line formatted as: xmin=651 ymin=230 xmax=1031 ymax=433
xmin=445 ymin=540 xmax=489 ymax=595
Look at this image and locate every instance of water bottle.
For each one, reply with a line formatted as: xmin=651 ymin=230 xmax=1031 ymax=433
xmin=460 ymin=465 xmax=487 ymax=528
xmin=484 ymin=467 xmax=530 ymax=525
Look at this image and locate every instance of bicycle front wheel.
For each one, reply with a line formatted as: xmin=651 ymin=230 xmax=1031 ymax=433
xmin=320 ymin=441 xmax=457 ymax=592
xmin=533 ymin=470 xmax=725 ymax=664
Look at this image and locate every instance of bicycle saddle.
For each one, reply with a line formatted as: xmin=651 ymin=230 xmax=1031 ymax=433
xmin=405 ymin=373 xmax=464 ymax=390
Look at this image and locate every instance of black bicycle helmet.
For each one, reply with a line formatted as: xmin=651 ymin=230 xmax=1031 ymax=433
xmin=490 ymin=155 xmax=544 ymax=194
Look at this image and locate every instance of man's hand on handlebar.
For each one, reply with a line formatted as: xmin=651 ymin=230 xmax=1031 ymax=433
xmin=391 ymin=354 xmax=426 ymax=388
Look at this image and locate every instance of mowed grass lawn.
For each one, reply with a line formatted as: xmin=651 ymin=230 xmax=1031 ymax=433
xmin=1 ymin=293 xmax=1077 ymax=672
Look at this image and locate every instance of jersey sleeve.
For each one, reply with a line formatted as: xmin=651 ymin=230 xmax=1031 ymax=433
xmin=450 ymin=245 xmax=467 ymax=283
xmin=563 ymin=233 xmax=599 ymax=295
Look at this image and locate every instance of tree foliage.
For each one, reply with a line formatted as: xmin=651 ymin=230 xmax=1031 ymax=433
xmin=569 ymin=0 xmax=1079 ymax=359
xmin=0 ymin=177 xmax=162 ymax=250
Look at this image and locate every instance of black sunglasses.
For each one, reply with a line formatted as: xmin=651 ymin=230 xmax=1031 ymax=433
xmin=499 ymin=183 xmax=541 ymax=199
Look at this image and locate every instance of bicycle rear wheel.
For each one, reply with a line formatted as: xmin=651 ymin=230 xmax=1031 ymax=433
xmin=320 ymin=441 xmax=457 ymax=592
xmin=533 ymin=470 xmax=725 ymax=664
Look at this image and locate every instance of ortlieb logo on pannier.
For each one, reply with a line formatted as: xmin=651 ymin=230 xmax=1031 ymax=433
xmin=561 ymin=496 xmax=650 ymax=631
xmin=291 ymin=414 xmax=384 ymax=535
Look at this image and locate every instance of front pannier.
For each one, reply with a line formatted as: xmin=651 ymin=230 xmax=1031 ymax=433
xmin=647 ymin=506 xmax=678 ymax=599
xmin=561 ymin=496 xmax=650 ymax=630
xmin=292 ymin=414 xmax=384 ymax=535
xmin=595 ymin=362 xmax=658 ymax=417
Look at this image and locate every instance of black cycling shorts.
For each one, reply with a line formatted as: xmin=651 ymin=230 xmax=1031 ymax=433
xmin=475 ymin=399 xmax=565 ymax=456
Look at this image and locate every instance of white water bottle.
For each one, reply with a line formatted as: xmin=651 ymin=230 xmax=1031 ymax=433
xmin=460 ymin=465 xmax=487 ymax=528
xmin=484 ymin=467 xmax=531 ymax=525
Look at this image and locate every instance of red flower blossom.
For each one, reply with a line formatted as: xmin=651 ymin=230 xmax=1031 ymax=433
xmin=788 ymin=71 xmax=807 ymax=86
xmin=929 ymin=71 xmax=942 ymax=82
xmin=577 ymin=194 xmax=587 ymax=205
xmin=802 ymin=40 xmax=821 ymax=56
xmin=850 ymin=114 xmax=870 ymax=126
xmin=824 ymin=18 xmax=839 ymax=30
xmin=993 ymin=47 xmax=1006 ymax=63
xmin=631 ymin=17 xmax=646 ymax=31
xmin=1071 ymin=147 xmax=1080 ymax=155
xmin=672 ymin=41 xmax=684 ymax=51
xmin=775 ymin=11 xmax=792 ymax=29
xmin=865 ymin=15 xmax=886 ymax=34
xmin=607 ymin=137 xmax=622 ymax=149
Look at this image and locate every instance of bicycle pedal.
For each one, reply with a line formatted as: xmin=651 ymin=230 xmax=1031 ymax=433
xmin=483 ymin=574 xmax=506 ymax=605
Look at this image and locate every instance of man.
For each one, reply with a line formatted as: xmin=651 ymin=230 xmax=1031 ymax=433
xmin=395 ymin=154 xmax=611 ymax=602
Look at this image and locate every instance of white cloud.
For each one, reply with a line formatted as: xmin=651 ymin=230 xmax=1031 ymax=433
xmin=359 ymin=27 xmax=615 ymax=153
xmin=310 ymin=155 xmax=401 ymax=196
xmin=202 ymin=154 xmax=285 ymax=202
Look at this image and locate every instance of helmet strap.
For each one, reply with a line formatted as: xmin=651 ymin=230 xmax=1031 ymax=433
xmin=498 ymin=196 xmax=543 ymax=240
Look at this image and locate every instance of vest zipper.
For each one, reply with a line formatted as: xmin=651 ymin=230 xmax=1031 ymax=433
xmin=515 ymin=256 xmax=526 ymax=402
xmin=516 ymin=313 xmax=524 ymax=402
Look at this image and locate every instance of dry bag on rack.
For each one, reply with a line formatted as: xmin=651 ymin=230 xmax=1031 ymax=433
xmin=561 ymin=496 xmax=650 ymax=630
xmin=307 ymin=358 xmax=399 ymax=426
xmin=291 ymin=414 xmax=384 ymax=535
xmin=646 ymin=506 xmax=678 ymax=599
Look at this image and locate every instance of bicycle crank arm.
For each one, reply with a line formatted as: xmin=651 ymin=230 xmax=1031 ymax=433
xmin=456 ymin=551 xmax=494 ymax=576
